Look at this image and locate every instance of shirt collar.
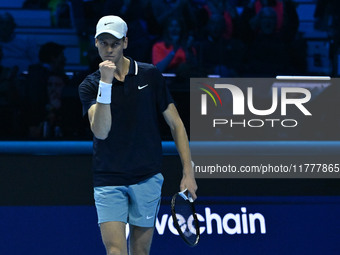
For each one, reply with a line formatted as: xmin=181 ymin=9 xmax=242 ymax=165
xmin=126 ymin=57 xmax=138 ymax=76
xmin=123 ymin=57 xmax=138 ymax=95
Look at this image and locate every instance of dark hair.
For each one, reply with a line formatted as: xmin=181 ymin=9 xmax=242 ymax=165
xmin=0 ymin=12 xmax=16 ymax=42
xmin=39 ymin=42 xmax=65 ymax=63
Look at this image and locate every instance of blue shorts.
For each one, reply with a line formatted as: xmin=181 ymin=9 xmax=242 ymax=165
xmin=94 ymin=173 xmax=164 ymax=227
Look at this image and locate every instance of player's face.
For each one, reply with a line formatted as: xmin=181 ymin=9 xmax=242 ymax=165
xmin=95 ymin=33 xmax=127 ymax=63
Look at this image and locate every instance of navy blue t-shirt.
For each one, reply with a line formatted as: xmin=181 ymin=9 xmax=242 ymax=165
xmin=78 ymin=58 xmax=174 ymax=186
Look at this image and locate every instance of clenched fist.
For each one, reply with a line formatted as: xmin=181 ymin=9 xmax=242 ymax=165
xmin=99 ymin=60 xmax=116 ymax=84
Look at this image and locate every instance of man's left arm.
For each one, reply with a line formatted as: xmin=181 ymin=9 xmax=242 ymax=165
xmin=163 ymin=103 xmax=198 ymax=200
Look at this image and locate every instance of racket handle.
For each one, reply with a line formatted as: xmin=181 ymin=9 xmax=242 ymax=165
xmin=187 ymin=193 xmax=194 ymax=203
xmin=179 ymin=188 xmax=194 ymax=202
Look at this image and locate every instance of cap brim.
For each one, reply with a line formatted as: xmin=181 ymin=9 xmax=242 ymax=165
xmin=95 ymin=30 xmax=124 ymax=39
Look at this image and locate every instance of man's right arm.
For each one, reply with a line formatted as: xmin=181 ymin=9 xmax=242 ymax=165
xmin=88 ymin=60 xmax=116 ymax=140
xmin=88 ymin=103 xmax=111 ymax=140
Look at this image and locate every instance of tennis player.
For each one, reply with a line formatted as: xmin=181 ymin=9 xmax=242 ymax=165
xmin=78 ymin=15 xmax=197 ymax=255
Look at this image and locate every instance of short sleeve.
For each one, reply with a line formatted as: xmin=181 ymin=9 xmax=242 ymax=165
xmin=152 ymin=66 xmax=174 ymax=113
xmin=78 ymin=74 xmax=98 ymax=116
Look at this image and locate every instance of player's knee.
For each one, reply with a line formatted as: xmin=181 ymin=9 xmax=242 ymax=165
xmin=130 ymin=244 xmax=150 ymax=255
xmin=106 ymin=245 xmax=125 ymax=255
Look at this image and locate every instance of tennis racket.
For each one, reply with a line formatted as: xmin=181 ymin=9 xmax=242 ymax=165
xmin=171 ymin=188 xmax=200 ymax=247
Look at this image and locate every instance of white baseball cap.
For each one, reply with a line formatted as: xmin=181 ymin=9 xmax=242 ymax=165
xmin=95 ymin=15 xmax=128 ymax=39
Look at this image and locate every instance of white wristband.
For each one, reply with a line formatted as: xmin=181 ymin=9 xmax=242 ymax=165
xmin=96 ymin=80 xmax=112 ymax=104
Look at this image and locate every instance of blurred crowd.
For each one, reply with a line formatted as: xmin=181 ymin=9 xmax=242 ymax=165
xmin=75 ymin=0 xmax=305 ymax=78
xmin=0 ymin=0 xmax=339 ymax=140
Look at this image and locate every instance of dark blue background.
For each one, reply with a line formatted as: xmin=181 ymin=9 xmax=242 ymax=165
xmin=1 ymin=196 xmax=339 ymax=255
xmin=1 ymin=141 xmax=340 ymax=254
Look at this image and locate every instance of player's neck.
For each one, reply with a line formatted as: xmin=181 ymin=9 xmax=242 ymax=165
xmin=114 ymin=56 xmax=130 ymax=82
